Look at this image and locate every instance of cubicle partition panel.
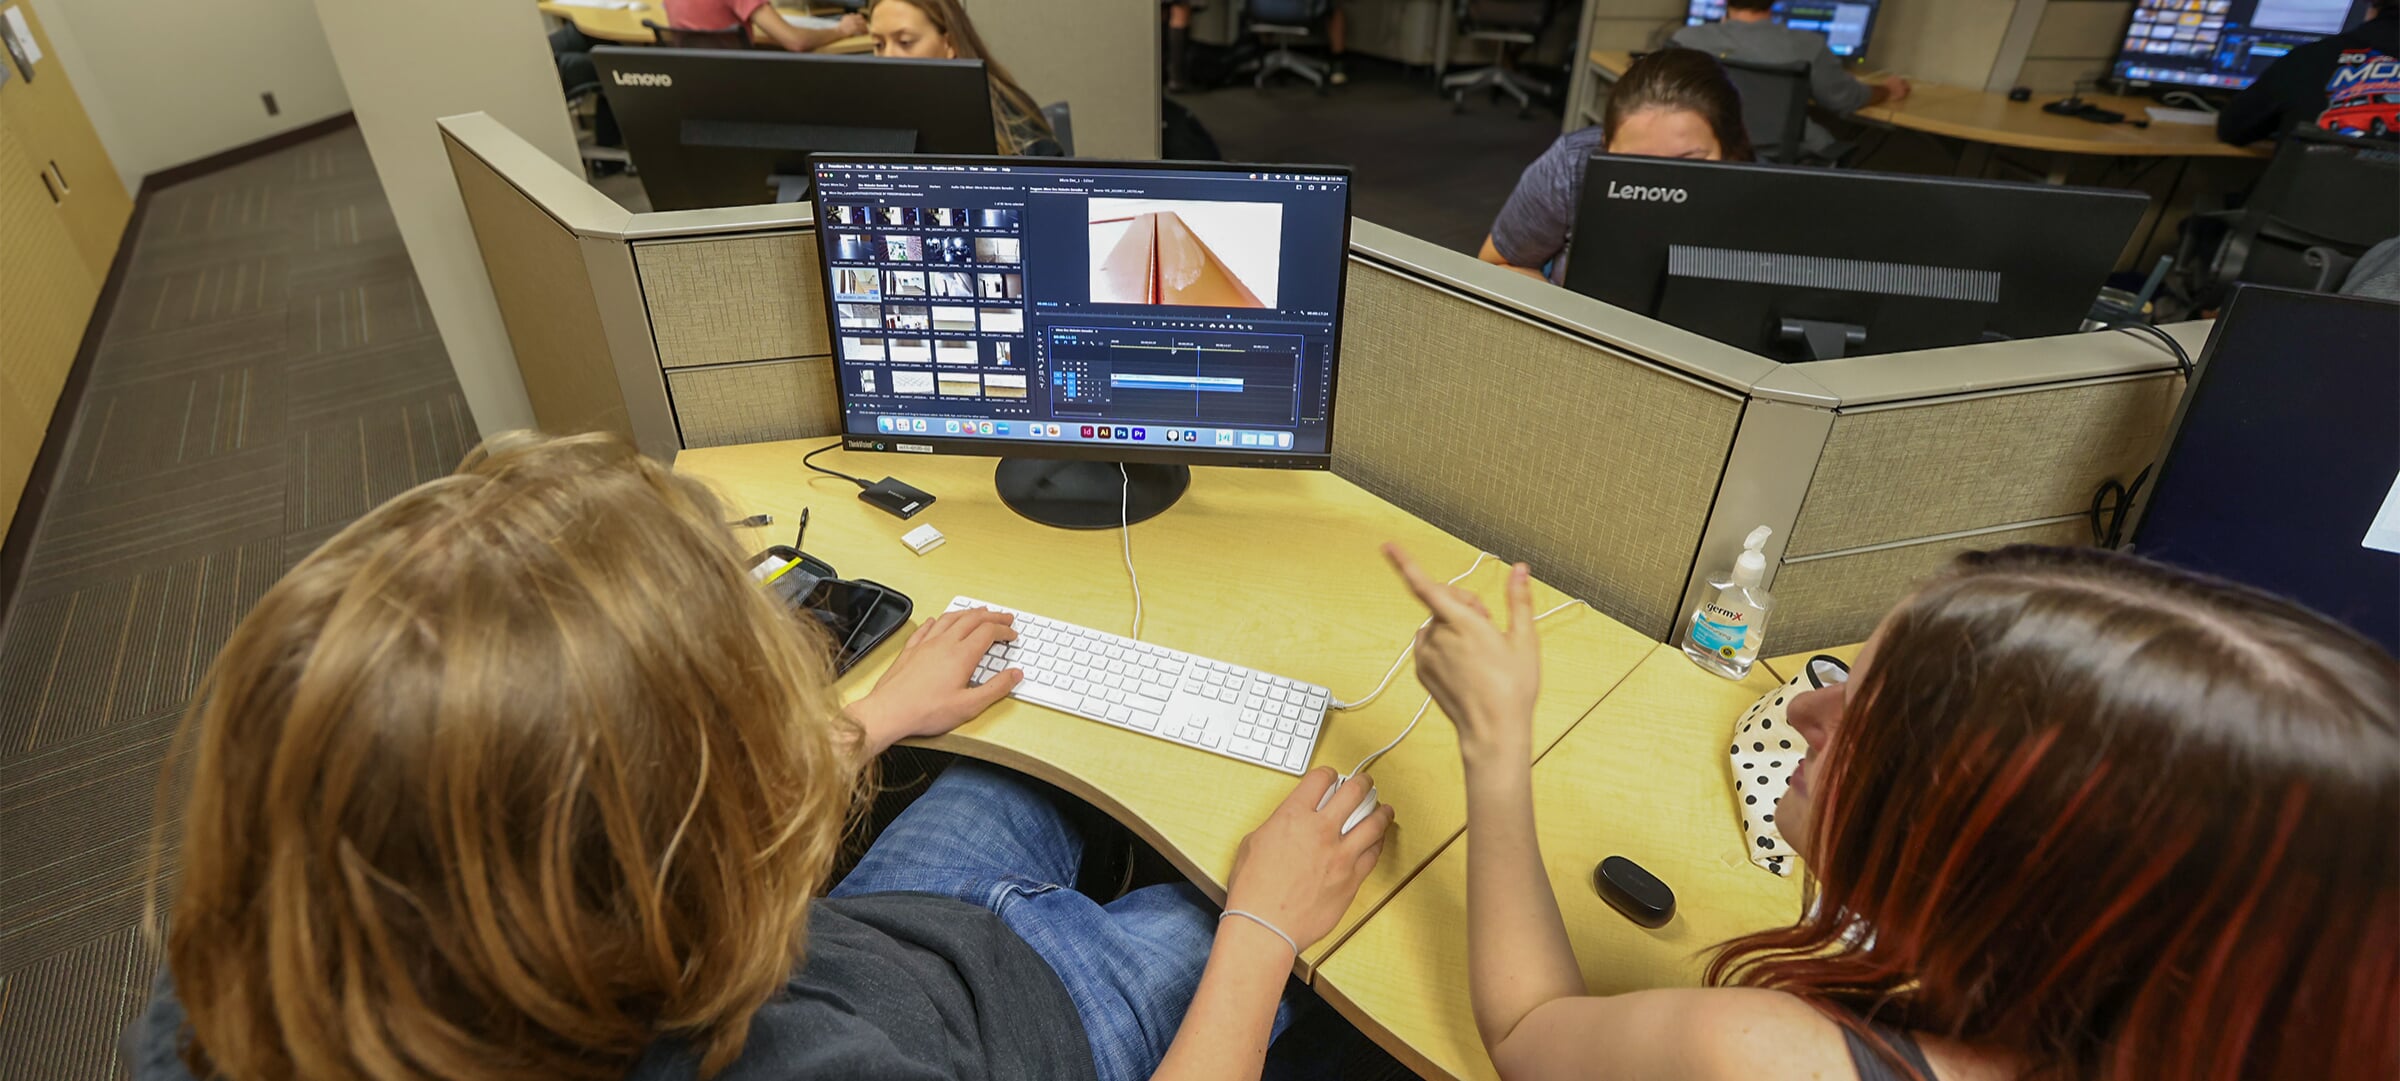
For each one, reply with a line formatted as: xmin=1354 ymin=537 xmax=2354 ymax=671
xmin=1333 ymin=257 xmax=1747 ymax=640
xmin=635 ymin=231 xmax=841 ymax=448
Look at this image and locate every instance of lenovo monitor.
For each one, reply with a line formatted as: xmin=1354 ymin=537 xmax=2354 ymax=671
xmin=1560 ymin=156 xmax=2150 ymax=361
xmin=594 ymin=47 xmax=995 ymax=210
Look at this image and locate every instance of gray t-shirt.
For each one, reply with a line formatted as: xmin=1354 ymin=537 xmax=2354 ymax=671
xmin=1671 ymin=19 xmax=1873 ymax=156
xmin=1488 ymin=125 xmax=1611 ymax=283
xmin=124 ymin=893 xmax=1097 ymax=1081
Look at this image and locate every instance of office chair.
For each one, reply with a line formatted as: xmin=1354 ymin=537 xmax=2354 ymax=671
xmin=1243 ymin=0 xmax=1333 ymax=91
xmin=564 ymin=81 xmax=632 ymax=179
xmin=2175 ymin=125 xmax=2400 ymax=304
xmin=642 ymin=19 xmax=753 ymax=50
xmin=1716 ymin=56 xmax=1814 ymax=164
xmin=1443 ymin=0 xmax=1556 ymax=116
xmin=1042 ymin=101 xmax=1077 ymax=156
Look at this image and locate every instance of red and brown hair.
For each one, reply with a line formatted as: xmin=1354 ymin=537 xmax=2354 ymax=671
xmin=1710 ymin=545 xmax=2399 ymax=1079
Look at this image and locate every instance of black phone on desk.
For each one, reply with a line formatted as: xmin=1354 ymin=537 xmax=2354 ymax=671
xmin=748 ymin=546 xmax=914 ymax=673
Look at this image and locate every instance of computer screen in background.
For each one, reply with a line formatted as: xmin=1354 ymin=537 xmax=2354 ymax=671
xmin=1560 ymin=156 xmax=2149 ymax=362
xmin=1683 ymin=0 xmax=1883 ymax=58
xmin=2111 ymin=0 xmax=2376 ymax=91
xmin=810 ymin=156 xmax=1353 ymax=527
xmin=594 ymin=48 xmax=996 ymax=211
xmin=2126 ymin=286 xmax=2399 ymax=655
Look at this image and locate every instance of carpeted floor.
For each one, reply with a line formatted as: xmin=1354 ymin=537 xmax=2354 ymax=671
xmin=1174 ymin=57 xmax=1565 ymax=255
xmin=0 ymin=124 xmax=474 ymax=1079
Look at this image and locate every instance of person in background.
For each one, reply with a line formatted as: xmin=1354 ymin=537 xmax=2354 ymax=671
xmin=665 ymin=0 xmax=865 ymax=51
xmin=1326 ymin=1 xmax=1352 ymax=86
xmin=1671 ymin=0 xmax=1907 ymax=159
xmin=1165 ymin=1 xmax=1194 ymax=92
xmin=1386 ymin=541 xmax=2397 ymax=1081
xmin=1479 ymin=49 xmax=1753 ymax=282
xmin=869 ymin=0 xmax=1065 ymax=156
xmin=2217 ymin=1 xmax=2396 ymax=144
xmin=124 ymin=432 xmax=1393 ymax=1081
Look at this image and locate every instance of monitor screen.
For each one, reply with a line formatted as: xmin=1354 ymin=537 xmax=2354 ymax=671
xmin=2111 ymin=0 xmax=2376 ymax=91
xmin=1684 ymin=0 xmax=1881 ymax=57
xmin=810 ymin=157 xmax=1352 ymax=462
xmin=2128 ymin=287 xmax=2399 ymax=655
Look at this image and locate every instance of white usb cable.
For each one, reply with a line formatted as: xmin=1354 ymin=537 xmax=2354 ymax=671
xmin=1342 ymin=594 xmax=1589 ymax=780
xmin=1120 ymin=464 xmax=1142 ymax=640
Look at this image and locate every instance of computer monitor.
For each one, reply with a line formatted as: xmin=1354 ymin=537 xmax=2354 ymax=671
xmin=592 ymin=47 xmax=996 ymax=211
xmin=1559 ymin=156 xmax=2150 ymax=361
xmin=2111 ymin=0 xmax=2377 ymax=92
xmin=808 ymin=155 xmax=1355 ymax=528
xmin=1683 ymin=0 xmax=1883 ymax=58
xmin=2123 ymin=285 xmax=2399 ymax=655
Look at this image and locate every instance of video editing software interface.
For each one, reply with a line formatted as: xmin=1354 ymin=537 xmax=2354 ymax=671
xmin=813 ymin=159 xmax=1350 ymax=457
xmin=2113 ymin=0 xmax=2374 ymax=89
xmin=1684 ymin=0 xmax=1880 ymax=57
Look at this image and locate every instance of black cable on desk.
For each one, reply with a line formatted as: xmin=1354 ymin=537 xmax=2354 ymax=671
xmin=2089 ymin=464 xmax=2152 ymax=548
xmin=803 ymin=441 xmax=872 ymax=489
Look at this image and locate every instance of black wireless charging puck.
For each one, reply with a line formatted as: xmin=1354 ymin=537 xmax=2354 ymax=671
xmin=1594 ymin=855 xmax=1675 ymax=928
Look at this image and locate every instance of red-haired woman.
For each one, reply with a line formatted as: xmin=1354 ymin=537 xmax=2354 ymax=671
xmin=1386 ymin=543 xmax=2397 ymax=1080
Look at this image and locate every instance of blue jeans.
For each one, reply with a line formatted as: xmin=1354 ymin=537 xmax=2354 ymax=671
xmin=831 ymin=761 xmax=1295 ymax=1081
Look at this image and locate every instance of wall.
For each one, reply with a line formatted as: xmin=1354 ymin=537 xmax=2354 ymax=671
xmin=2017 ymin=0 xmax=2134 ymax=92
xmin=308 ymin=0 xmax=580 ymax=438
xmin=27 ymin=0 xmax=349 ymax=193
xmin=954 ymin=0 xmax=1159 ymax=158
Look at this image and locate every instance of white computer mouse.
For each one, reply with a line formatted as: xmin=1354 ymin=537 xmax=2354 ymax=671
xmin=1317 ymin=774 xmax=1380 ymax=836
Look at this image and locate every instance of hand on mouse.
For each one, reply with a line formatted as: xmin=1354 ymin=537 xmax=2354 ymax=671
xmin=847 ymin=607 xmax=1023 ymax=755
xmin=1884 ymin=75 xmax=1912 ymax=103
xmin=1223 ymin=769 xmax=1393 ymax=954
xmin=1385 ymin=544 xmax=1542 ymax=767
xmin=837 ymin=12 xmax=867 ymax=36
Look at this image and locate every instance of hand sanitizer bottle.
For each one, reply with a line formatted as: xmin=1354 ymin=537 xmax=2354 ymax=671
xmin=1683 ymin=526 xmax=1776 ymax=679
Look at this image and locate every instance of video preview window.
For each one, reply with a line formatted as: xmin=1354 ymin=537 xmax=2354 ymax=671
xmin=1088 ymin=198 xmax=1281 ymax=308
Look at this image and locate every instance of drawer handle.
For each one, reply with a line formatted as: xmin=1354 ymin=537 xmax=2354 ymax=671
xmin=38 ymin=168 xmax=58 ymax=203
xmin=47 ymin=159 xmax=67 ymax=191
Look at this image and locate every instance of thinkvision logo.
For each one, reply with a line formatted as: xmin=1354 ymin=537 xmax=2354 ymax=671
xmin=612 ymin=71 xmax=672 ymax=87
xmin=1606 ymin=180 xmax=1687 ymax=203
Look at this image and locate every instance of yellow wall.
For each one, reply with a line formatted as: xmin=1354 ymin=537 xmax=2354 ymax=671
xmin=0 ymin=2 xmax=130 ymax=537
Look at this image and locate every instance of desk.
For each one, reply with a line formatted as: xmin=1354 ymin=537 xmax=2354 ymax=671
xmin=1313 ymin=648 xmax=1804 ymax=1081
xmin=541 ymin=0 xmax=871 ymax=52
xmin=672 ymin=442 xmax=1662 ymax=975
xmin=1587 ymin=50 xmax=2266 ymax=181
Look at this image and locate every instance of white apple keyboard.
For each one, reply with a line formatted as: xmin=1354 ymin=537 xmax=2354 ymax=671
xmin=947 ymin=596 xmax=1329 ymax=774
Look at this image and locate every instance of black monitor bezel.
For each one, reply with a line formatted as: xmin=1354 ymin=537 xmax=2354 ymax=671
xmin=806 ymin=153 xmax=1357 ymax=471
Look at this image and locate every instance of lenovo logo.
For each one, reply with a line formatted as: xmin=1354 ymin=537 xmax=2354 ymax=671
xmin=611 ymin=70 xmax=672 ymax=87
xmin=1606 ymin=180 xmax=1687 ymax=203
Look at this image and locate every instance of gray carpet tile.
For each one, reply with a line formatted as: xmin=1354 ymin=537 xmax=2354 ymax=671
xmin=0 ymin=124 xmax=474 ymax=1078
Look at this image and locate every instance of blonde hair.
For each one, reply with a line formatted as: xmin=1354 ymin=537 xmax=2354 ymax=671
xmin=869 ymin=0 xmax=1058 ymax=155
xmin=151 ymin=431 xmax=860 ymax=1081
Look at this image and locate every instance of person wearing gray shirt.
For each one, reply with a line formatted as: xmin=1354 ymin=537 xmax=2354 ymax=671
xmin=1671 ymin=0 xmax=1909 ymax=159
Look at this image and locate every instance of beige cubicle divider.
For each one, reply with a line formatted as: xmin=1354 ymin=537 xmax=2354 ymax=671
xmin=1337 ymin=222 xmax=1775 ymax=642
xmin=443 ymin=110 xmax=2206 ymax=653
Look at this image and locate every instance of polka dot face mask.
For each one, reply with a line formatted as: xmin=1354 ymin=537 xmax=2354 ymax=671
xmin=1731 ymin=655 xmax=1848 ymax=877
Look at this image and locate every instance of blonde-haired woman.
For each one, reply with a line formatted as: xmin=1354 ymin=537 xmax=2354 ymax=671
xmin=129 ymin=432 xmax=1389 ymax=1081
xmin=868 ymin=0 xmax=1064 ymax=155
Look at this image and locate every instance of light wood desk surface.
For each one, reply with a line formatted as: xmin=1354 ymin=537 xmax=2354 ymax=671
xmin=673 ymin=443 xmax=1662 ymax=975
xmin=1315 ymin=648 xmax=1804 ymax=1081
xmin=1588 ymin=50 xmax=2267 ymax=161
xmin=542 ymin=1 xmax=871 ymax=52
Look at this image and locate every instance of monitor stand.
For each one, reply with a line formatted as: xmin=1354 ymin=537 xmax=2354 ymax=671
xmin=996 ymin=459 xmax=1190 ymax=530
xmin=1777 ymin=318 xmax=1867 ymax=361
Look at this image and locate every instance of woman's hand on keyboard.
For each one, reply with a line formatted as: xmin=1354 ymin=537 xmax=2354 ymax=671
xmin=849 ymin=607 xmax=1024 ymax=754
xmin=1385 ymin=543 xmax=1542 ymax=769
xmin=1224 ymin=768 xmax=1392 ymax=952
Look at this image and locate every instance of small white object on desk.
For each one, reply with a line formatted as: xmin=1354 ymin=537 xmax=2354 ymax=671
xmin=901 ymin=523 xmax=946 ymax=555
xmin=546 ymin=0 xmax=645 ymax=10
xmin=2146 ymin=106 xmax=2218 ymax=126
